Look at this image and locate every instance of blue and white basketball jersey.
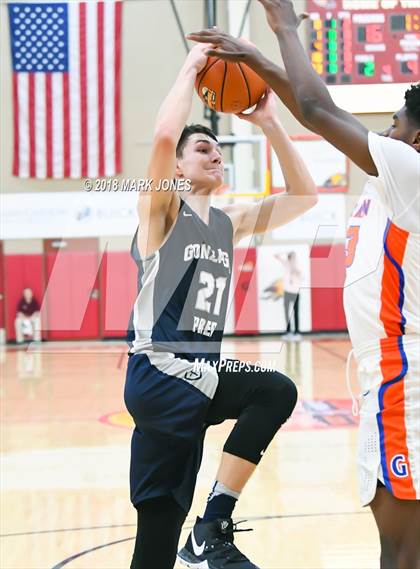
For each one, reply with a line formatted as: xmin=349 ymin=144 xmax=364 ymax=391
xmin=127 ymin=198 xmax=233 ymax=362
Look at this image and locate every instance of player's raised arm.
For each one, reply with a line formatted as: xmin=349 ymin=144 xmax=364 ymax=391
xmin=138 ymin=44 xmax=209 ymax=257
xmin=187 ymin=8 xmax=377 ymax=176
xmin=255 ymin=0 xmax=377 ymax=175
xmin=221 ymin=90 xmax=318 ymax=243
xmin=186 ymin=30 xmax=315 ymax=133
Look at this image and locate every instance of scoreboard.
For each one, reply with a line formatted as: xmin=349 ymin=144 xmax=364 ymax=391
xmin=307 ymin=0 xmax=420 ymax=86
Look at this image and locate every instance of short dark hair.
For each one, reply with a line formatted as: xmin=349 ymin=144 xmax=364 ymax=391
xmin=176 ymin=124 xmax=218 ymax=158
xmin=404 ymin=83 xmax=420 ymax=127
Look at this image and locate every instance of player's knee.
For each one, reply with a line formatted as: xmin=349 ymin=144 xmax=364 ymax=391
xmin=379 ymin=529 xmax=420 ymax=569
xmin=260 ymin=372 xmax=298 ymax=425
xmin=379 ymin=533 xmax=397 ymax=567
xmin=395 ymin=536 xmax=420 ymax=568
xmin=274 ymin=373 xmax=298 ymax=422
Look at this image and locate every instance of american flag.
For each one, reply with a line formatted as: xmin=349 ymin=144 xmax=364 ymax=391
xmin=8 ymin=1 xmax=122 ymax=179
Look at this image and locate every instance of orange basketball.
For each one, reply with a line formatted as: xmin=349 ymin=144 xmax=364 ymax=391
xmin=195 ymin=57 xmax=266 ymax=114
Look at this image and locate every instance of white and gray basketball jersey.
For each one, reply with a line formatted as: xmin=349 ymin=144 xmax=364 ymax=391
xmin=127 ymin=199 xmax=233 ymax=362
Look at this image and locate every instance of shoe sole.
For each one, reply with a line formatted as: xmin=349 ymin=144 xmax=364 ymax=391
xmin=178 ymin=547 xmax=260 ymax=569
xmin=177 ymin=548 xmax=210 ymax=569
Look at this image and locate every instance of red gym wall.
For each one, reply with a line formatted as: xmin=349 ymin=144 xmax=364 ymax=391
xmin=1 ymin=241 xmax=346 ymax=341
xmin=310 ymin=244 xmax=347 ymax=331
xmin=4 ymin=252 xmax=45 ymax=341
xmin=44 ymin=238 xmax=101 ymax=340
xmin=100 ymin=250 xmax=138 ymax=337
xmin=233 ymin=248 xmax=259 ymax=335
xmin=2 ymin=239 xmax=139 ymax=342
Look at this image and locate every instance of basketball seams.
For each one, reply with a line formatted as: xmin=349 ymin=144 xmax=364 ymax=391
xmin=196 ymin=58 xmax=265 ymax=113
xmin=197 ymin=58 xmax=218 ymax=91
xmin=196 ymin=57 xmax=220 ymax=100
xmin=220 ymin=61 xmax=228 ymax=113
xmin=237 ymin=62 xmax=251 ymax=110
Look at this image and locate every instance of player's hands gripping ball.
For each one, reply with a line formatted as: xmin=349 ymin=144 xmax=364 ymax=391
xmin=187 ymin=29 xmax=266 ymax=114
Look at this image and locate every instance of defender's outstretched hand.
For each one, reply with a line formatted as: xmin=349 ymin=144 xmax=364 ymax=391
xmin=257 ymin=0 xmax=377 ymax=175
xmin=257 ymin=0 xmax=308 ymax=34
xmin=186 ymin=29 xmax=261 ymax=64
xmin=187 ymin=10 xmax=308 ymax=63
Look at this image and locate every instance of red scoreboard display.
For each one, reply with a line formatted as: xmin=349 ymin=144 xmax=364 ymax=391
xmin=307 ymin=0 xmax=420 ymax=86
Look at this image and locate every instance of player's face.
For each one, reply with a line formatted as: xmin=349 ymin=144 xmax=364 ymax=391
xmin=176 ymin=134 xmax=224 ymax=193
xmin=23 ymin=288 xmax=33 ymax=302
xmin=382 ymin=107 xmax=420 ymax=151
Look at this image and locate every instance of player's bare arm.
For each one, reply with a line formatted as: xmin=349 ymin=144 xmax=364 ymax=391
xmin=221 ymin=90 xmax=318 ymax=244
xmin=138 ymin=43 xmax=210 ymax=258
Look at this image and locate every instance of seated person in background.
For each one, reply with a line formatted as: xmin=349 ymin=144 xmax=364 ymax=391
xmin=15 ymin=288 xmax=41 ymax=343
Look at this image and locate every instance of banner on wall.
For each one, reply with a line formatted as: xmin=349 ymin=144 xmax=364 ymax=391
xmin=2 ymin=192 xmax=350 ymax=242
xmin=271 ymin=194 xmax=348 ymax=243
xmin=257 ymin=245 xmax=312 ymax=333
xmin=270 ymin=135 xmax=348 ymax=193
xmin=1 ymin=191 xmax=138 ymax=239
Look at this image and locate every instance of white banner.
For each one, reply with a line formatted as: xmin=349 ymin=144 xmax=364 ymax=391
xmin=1 ymin=192 xmax=349 ymax=244
xmin=272 ymin=140 xmax=347 ymax=190
xmin=271 ymin=194 xmax=348 ymax=243
xmin=1 ymin=191 xmax=138 ymax=239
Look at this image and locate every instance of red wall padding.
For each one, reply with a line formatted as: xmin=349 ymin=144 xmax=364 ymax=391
xmin=233 ymin=248 xmax=259 ymax=335
xmin=100 ymin=251 xmax=138 ymax=337
xmin=3 ymin=245 xmax=347 ymax=340
xmin=310 ymin=244 xmax=347 ymax=331
xmin=4 ymin=254 xmax=45 ymax=341
xmin=45 ymin=250 xmax=100 ymax=340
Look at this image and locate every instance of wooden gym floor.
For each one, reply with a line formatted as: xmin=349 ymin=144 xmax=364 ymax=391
xmin=1 ymin=336 xmax=380 ymax=569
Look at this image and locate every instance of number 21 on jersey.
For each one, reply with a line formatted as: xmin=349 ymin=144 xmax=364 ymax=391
xmin=192 ymin=271 xmax=228 ymax=337
xmin=195 ymin=271 xmax=227 ymax=316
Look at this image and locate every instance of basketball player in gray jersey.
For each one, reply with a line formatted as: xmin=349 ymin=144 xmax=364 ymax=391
xmin=125 ymin=43 xmax=318 ymax=569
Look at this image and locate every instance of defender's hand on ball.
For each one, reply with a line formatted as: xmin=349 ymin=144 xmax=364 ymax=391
xmin=189 ymin=28 xmax=266 ymax=114
xmin=186 ymin=28 xmax=261 ymax=65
